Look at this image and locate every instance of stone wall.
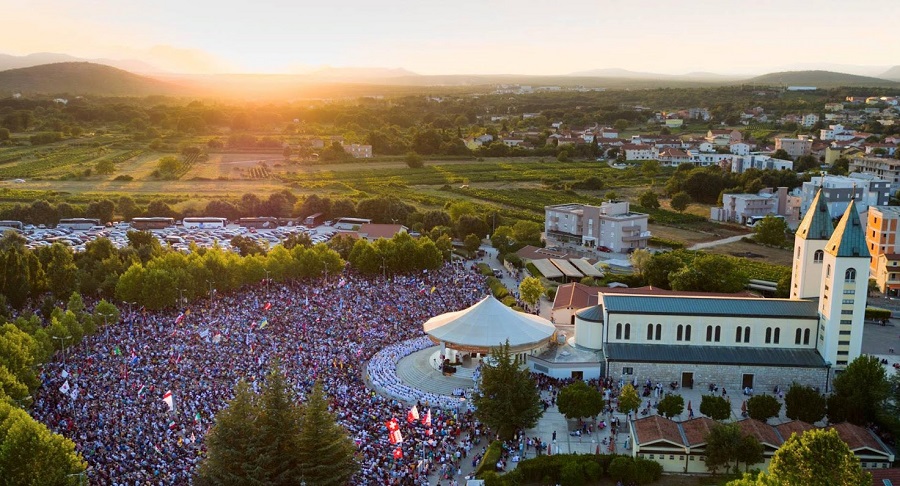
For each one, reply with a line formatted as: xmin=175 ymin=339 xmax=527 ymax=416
xmin=608 ymin=360 xmax=829 ymax=393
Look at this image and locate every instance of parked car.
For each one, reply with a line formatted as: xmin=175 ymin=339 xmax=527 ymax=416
xmin=597 ymin=246 xmax=613 ymax=253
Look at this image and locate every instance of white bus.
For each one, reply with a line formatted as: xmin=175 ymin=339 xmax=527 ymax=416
xmin=746 ymin=214 xmax=785 ymax=228
xmin=183 ymin=217 xmax=228 ymax=229
xmin=58 ymin=218 xmax=101 ymax=231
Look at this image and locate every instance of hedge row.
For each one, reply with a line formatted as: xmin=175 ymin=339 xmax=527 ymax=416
xmin=865 ymin=307 xmax=892 ymax=320
xmin=474 ymin=440 xmax=504 ymax=477
xmin=486 ymin=276 xmax=510 ymax=300
xmin=648 ymin=236 xmax=685 ymax=249
xmin=477 ymin=262 xmax=494 ymax=276
xmin=480 ymin=453 xmax=662 ymax=486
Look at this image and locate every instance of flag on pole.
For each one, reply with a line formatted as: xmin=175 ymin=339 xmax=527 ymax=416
xmin=421 ymin=409 xmax=432 ymax=427
xmin=61 ymin=369 xmax=69 ymax=379
xmin=393 ymin=447 xmax=403 ymax=460
xmin=174 ymin=313 xmax=185 ymax=325
xmin=407 ymin=405 xmax=420 ymax=424
xmin=430 ymin=286 xmax=436 ymax=294
xmin=59 ymin=380 xmax=71 ymax=395
xmin=194 ymin=412 xmax=202 ymax=425
xmin=263 ymin=302 xmax=271 ymax=311
xmin=259 ymin=318 xmax=268 ymax=330
xmin=162 ymin=390 xmax=174 ymax=411
xmin=168 ymin=420 xmax=177 ymax=430
xmin=113 ymin=346 xmax=122 ymax=356
xmin=70 ymin=385 xmax=79 ymax=401
xmin=137 ymin=385 xmax=146 ymax=397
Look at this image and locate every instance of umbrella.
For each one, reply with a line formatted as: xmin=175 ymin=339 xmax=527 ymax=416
xmin=595 ymin=444 xmax=600 ymax=455
xmin=687 ymin=400 xmax=692 ymax=411
xmin=741 ymin=400 xmax=747 ymax=413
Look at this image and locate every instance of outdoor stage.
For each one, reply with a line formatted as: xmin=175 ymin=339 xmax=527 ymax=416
xmin=395 ymin=345 xmax=477 ymax=398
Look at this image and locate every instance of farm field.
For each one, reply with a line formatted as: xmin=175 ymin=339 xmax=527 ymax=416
xmin=706 ymin=239 xmax=794 ymax=267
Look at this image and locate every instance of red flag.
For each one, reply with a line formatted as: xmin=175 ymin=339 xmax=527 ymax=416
xmin=393 ymin=447 xmax=403 ymax=460
xmin=421 ymin=409 xmax=431 ymax=427
xmin=407 ymin=405 xmax=419 ymax=424
xmin=263 ymin=302 xmax=271 ymax=311
xmin=386 ymin=418 xmax=403 ymax=444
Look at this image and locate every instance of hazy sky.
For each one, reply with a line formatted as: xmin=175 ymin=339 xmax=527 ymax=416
xmin=2 ymin=0 xmax=897 ymax=75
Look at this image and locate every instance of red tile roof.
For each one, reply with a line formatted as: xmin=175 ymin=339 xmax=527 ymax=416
xmin=359 ymin=224 xmax=406 ymax=240
xmin=633 ymin=415 xmax=685 ymax=446
xmin=680 ymin=417 xmax=718 ymax=446
xmin=552 ymin=283 xmax=599 ymax=310
xmin=827 ymin=422 xmax=883 ymax=452
xmin=774 ymin=421 xmax=815 ymax=442
xmin=737 ymin=418 xmax=783 ymax=448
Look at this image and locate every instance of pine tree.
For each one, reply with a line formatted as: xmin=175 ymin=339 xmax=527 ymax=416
xmin=254 ymin=364 xmax=303 ymax=484
xmin=472 ymin=340 xmax=543 ymax=440
xmin=296 ymin=383 xmax=358 ymax=485
xmin=196 ymin=381 xmax=261 ymax=485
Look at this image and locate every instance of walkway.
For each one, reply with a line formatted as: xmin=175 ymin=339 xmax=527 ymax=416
xmin=395 ymin=346 xmax=475 ymax=397
xmin=687 ymin=233 xmax=747 ymax=250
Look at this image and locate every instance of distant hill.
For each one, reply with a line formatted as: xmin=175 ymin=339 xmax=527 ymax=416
xmin=304 ymin=66 xmax=418 ymax=81
xmin=0 ymin=52 xmax=162 ymax=74
xmin=743 ymin=70 xmax=899 ymax=88
xmin=881 ymin=66 xmax=900 ymax=82
xmin=0 ymin=62 xmax=181 ymax=96
xmin=567 ymin=68 xmax=742 ymax=82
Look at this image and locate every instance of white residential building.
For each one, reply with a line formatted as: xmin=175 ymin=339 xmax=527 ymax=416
xmin=545 ymin=201 xmax=650 ymax=253
xmin=343 ymin=144 xmax=373 ymax=158
xmin=775 ymin=136 xmax=813 ymax=159
xmin=710 ymin=188 xmax=790 ymax=224
xmin=622 ymin=144 xmax=658 ymax=161
xmin=729 ymin=142 xmax=751 ymax=155
xmin=801 ymin=113 xmax=820 ymax=127
xmin=849 ymin=156 xmax=900 ymax=192
xmin=730 ymin=154 xmax=794 ymax=173
xmin=820 ymin=124 xmax=856 ymax=142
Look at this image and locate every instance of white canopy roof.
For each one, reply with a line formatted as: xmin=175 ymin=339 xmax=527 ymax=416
xmin=423 ymin=296 xmax=556 ymax=350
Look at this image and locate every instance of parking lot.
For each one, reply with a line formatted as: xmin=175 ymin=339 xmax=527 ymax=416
xmin=10 ymin=222 xmax=340 ymax=253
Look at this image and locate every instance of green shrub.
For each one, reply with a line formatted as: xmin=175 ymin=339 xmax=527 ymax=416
xmin=648 ymin=236 xmax=685 ymax=249
xmin=526 ymin=262 xmax=542 ymax=277
xmin=560 ymin=461 xmax=584 ymax=486
xmin=477 ymin=262 xmax=493 ymax=276
xmin=608 ymin=456 xmax=634 ymax=482
xmin=865 ymin=307 xmax=892 ymax=320
xmin=633 ymin=457 xmax=663 ymax=484
xmin=475 ymin=440 xmax=504 ymax=478
xmin=545 ymin=286 xmax=557 ymax=299
xmin=501 ymin=295 xmax=516 ymax=307
xmin=113 ymin=174 xmax=134 ymax=181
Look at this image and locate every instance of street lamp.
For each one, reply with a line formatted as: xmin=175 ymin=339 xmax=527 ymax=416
xmin=52 ymin=335 xmax=72 ymax=365
xmin=207 ymin=280 xmax=215 ymax=309
xmin=98 ymin=312 xmax=114 ymax=346
xmin=176 ymin=288 xmax=184 ymax=308
xmin=381 ymin=256 xmax=386 ymax=280
xmin=264 ymin=269 xmax=270 ymax=297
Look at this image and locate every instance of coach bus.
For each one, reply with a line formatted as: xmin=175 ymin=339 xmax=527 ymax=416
xmin=57 ymin=218 xmax=101 ymax=231
xmin=183 ymin=217 xmax=228 ymax=229
xmin=0 ymin=220 xmax=24 ymax=231
xmin=303 ymin=212 xmax=325 ymax=227
xmin=334 ymin=217 xmax=371 ymax=230
xmin=238 ymin=217 xmax=279 ymax=229
xmin=131 ymin=217 xmax=176 ymax=230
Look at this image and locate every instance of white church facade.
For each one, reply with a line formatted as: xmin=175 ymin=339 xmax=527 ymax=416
xmin=531 ymin=189 xmax=869 ymax=391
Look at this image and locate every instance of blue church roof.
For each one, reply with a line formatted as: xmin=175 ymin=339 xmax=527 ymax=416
xmin=825 ymin=200 xmax=870 ymax=258
xmin=796 ymin=188 xmax=833 ymax=241
xmin=603 ymin=294 xmax=819 ymax=319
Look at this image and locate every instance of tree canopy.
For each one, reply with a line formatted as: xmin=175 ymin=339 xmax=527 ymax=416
xmin=556 ymin=381 xmax=604 ymax=420
xmin=472 ymin=340 xmax=544 ymax=440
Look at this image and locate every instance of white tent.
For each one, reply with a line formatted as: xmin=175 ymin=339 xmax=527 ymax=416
xmin=423 ymin=296 xmax=556 ymax=352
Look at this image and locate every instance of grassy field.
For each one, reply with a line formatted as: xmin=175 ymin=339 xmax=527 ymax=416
xmin=706 ymin=239 xmax=794 ymax=266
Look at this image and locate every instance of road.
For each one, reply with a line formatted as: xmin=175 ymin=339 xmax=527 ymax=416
xmin=687 ymin=234 xmax=747 ymax=250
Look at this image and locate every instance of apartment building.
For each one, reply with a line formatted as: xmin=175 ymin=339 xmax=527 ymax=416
xmin=775 ymin=136 xmax=813 ymax=159
xmin=730 ymin=154 xmax=794 ymax=173
xmin=710 ymin=188 xmax=789 ymax=224
xmin=850 ymin=156 xmax=900 ymax=192
xmin=343 ymin=143 xmax=373 ymax=158
xmin=545 ymin=201 xmax=650 ymax=253
xmin=866 ymin=206 xmax=900 ymax=294
xmin=799 ymin=174 xmax=891 ymax=218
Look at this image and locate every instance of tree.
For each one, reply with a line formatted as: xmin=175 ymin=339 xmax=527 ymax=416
xmin=736 ymin=429 xmax=871 ymax=486
xmin=772 ymin=149 xmax=792 ymax=161
xmin=405 ymin=152 xmax=424 ymax=168
xmin=0 ymin=128 xmax=9 ymax=141
xmin=617 ymin=384 xmax=641 ymax=416
xmin=746 ymin=394 xmax=781 ymax=422
xmin=828 ymin=355 xmax=891 ymax=425
xmin=282 ymin=145 xmax=292 ymax=161
xmin=0 ymin=400 xmax=87 ymax=485
xmin=156 ymin=156 xmax=183 ymax=178
xmin=472 ymin=340 xmax=543 ymax=440
xmin=614 ymin=119 xmax=629 ymax=131
xmin=705 ymin=423 xmax=746 ymax=473
xmin=736 ymin=434 xmax=765 ymax=472
xmin=295 ymin=383 xmax=358 ymax=485
xmin=641 ymin=160 xmax=660 ymax=181
xmin=463 ymin=233 xmax=481 ymax=254
xmin=197 ymin=381 xmax=261 ymax=484
xmin=754 ymin=216 xmax=788 ymax=246
xmin=784 ymin=383 xmax=826 ymax=423
xmin=642 ymin=252 xmax=684 ymax=289
xmin=700 ymin=394 xmax=731 ymax=421
xmin=518 ymin=277 xmax=544 ymax=309
xmin=657 ymin=394 xmax=685 ymax=419
xmin=254 ymin=365 xmax=304 ymax=483
xmin=670 ymin=191 xmax=691 ymax=212
xmin=95 ymin=158 xmax=116 ymax=175
xmin=629 ymin=249 xmax=652 ymax=276
xmin=556 ymin=381 xmax=604 ymax=420
xmin=638 ymin=190 xmax=660 ymax=209
xmin=669 ymin=254 xmax=748 ymax=293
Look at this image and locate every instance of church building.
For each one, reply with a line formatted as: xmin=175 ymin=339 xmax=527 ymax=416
xmin=532 ymin=189 xmax=869 ymax=391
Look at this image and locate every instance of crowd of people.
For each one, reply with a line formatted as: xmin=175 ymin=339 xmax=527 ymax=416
xmin=30 ymin=264 xmax=491 ymax=485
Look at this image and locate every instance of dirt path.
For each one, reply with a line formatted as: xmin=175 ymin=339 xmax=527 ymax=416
xmin=687 ymin=234 xmax=747 ymax=250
